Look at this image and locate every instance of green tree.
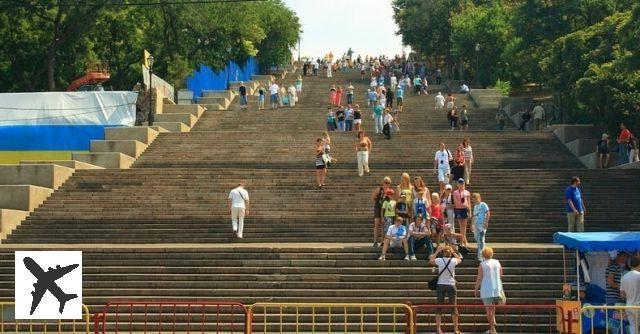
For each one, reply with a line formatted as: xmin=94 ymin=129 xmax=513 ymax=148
xmin=0 ymin=0 xmax=300 ymax=92
xmin=253 ymin=0 xmax=301 ymax=71
xmin=543 ymin=7 xmax=640 ymax=130
xmin=450 ymin=2 xmax=510 ymax=87
xmin=393 ymin=0 xmax=466 ymax=74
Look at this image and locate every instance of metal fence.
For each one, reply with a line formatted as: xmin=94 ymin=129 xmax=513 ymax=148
xmin=248 ymin=302 xmax=414 ymax=334
xmin=581 ymin=304 xmax=640 ymax=334
xmin=412 ymin=303 xmax=571 ymax=334
xmin=93 ymin=300 xmax=249 ymax=334
xmin=0 ymin=302 xmax=91 ymax=334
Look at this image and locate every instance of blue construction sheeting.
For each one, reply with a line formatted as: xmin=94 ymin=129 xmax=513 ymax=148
xmin=553 ymin=232 xmax=640 ymax=252
xmin=0 ymin=125 xmax=109 ymax=150
xmin=186 ymin=57 xmax=259 ymax=100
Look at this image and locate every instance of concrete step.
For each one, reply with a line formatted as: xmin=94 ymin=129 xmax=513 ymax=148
xmin=152 ymin=122 xmax=190 ymax=132
xmin=105 ymin=126 xmax=159 ymax=145
xmin=20 ymin=160 xmax=103 ymax=170
xmin=72 ymin=152 xmax=135 ymax=169
xmin=154 ymin=113 xmax=198 ymax=128
xmin=162 ymin=104 xmax=205 ymax=117
xmin=90 ymin=140 xmax=147 ymax=158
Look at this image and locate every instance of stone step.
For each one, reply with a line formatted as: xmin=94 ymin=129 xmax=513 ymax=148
xmin=0 ymin=164 xmax=74 ymax=189
xmin=20 ymin=159 xmax=103 ymax=170
xmin=154 ymin=113 xmax=198 ymax=128
xmin=152 ymin=122 xmax=190 ymax=132
xmin=163 ymin=104 xmax=205 ymax=117
xmin=105 ymin=126 xmax=159 ymax=145
xmin=72 ymin=152 xmax=135 ymax=169
xmin=90 ymin=140 xmax=147 ymax=158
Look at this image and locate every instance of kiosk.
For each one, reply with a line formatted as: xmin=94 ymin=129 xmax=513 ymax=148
xmin=554 ymin=232 xmax=640 ymax=334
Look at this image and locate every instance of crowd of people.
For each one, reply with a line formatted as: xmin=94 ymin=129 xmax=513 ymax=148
xmin=372 ymin=168 xmax=487 ymax=262
xmin=596 ymin=122 xmax=639 ymax=168
xmin=236 ymin=76 xmax=303 ymax=111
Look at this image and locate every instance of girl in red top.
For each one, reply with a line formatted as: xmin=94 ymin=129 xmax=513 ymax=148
xmin=428 ymin=192 xmax=445 ymax=244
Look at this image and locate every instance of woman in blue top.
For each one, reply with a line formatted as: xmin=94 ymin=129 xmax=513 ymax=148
xmin=326 ymin=108 xmax=336 ymax=132
xmin=472 ymin=193 xmax=491 ymax=261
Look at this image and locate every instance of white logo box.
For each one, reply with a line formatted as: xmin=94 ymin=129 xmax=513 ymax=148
xmin=14 ymin=251 xmax=83 ymax=320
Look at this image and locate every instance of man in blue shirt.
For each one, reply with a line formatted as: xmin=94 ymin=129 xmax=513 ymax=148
xmin=565 ymin=176 xmax=586 ymax=232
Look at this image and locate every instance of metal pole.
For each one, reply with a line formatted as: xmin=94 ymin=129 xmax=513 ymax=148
xmin=576 ymin=250 xmax=580 ymax=302
xmin=475 ymin=52 xmax=479 ymax=87
xmin=148 ymin=66 xmax=154 ymax=126
xmin=298 ymin=39 xmax=301 ymax=62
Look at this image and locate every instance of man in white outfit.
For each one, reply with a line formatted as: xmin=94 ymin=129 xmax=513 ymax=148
xmin=228 ymin=182 xmax=250 ymax=239
xmin=435 ymin=92 xmax=445 ymax=110
xmin=433 ymin=142 xmax=452 ymax=193
xmin=621 ymin=255 xmax=640 ymax=334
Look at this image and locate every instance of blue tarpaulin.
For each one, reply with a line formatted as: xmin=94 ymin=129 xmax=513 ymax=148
xmin=553 ymin=232 xmax=640 ymax=252
xmin=186 ymin=57 xmax=259 ymax=101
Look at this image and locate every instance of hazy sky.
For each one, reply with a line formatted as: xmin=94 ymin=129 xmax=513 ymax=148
xmin=281 ymin=0 xmax=406 ymax=60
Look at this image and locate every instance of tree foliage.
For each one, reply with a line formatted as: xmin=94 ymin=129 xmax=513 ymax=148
xmin=450 ymin=2 xmax=509 ymax=87
xmin=393 ymin=0 xmax=640 ymax=130
xmin=0 ymin=0 xmax=300 ymax=92
xmin=543 ymin=8 xmax=640 ymax=131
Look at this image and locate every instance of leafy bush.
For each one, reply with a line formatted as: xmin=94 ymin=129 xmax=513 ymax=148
xmin=493 ymin=79 xmax=511 ymax=96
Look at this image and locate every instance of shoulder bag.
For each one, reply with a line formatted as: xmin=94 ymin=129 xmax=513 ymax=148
xmin=428 ymin=257 xmax=454 ymax=291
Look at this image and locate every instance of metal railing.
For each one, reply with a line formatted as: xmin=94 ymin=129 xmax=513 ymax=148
xmin=581 ymin=304 xmax=640 ymax=334
xmin=0 ymin=302 xmax=91 ymax=333
xmin=412 ymin=303 xmax=572 ymax=334
xmin=93 ymin=300 xmax=249 ymax=334
xmin=248 ymin=302 xmax=414 ymax=334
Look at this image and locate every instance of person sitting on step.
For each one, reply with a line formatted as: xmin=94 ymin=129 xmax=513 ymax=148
xmin=408 ymin=213 xmax=432 ymax=260
xmin=378 ymin=216 xmax=410 ymax=261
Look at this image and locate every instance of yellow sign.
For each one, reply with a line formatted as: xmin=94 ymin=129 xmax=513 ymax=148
xmin=142 ymin=50 xmax=151 ymax=68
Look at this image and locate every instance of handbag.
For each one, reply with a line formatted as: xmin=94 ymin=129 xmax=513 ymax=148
xmin=428 ymin=257 xmax=453 ymax=291
xmin=458 ymin=245 xmax=470 ymax=256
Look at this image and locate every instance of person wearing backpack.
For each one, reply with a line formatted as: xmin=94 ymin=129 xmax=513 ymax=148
xmin=596 ymin=133 xmax=611 ymax=168
xmin=429 ymin=245 xmax=462 ymax=334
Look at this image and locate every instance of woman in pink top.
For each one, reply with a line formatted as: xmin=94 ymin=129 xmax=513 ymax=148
xmin=336 ymin=86 xmax=343 ymax=106
xmin=329 ymin=85 xmax=337 ymax=106
xmin=452 ymin=178 xmax=471 ymax=246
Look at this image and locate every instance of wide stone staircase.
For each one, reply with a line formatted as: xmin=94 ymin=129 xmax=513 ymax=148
xmin=1 ymin=69 xmax=638 ymax=332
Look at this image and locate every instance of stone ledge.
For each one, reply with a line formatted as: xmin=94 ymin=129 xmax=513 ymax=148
xmin=0 ymin=185 xmax=53 ymax=211
xmin=72 ymin=152 xmax=135 ymax=169
xmin=20 ymin=160 xmax=103 ymax=170
xmin=105 ymin=127 xmax=159 ymax=145
xmin=0 ymin=164 xmax=74 ymax=190
xmin=90 ymin=140 xmax=147 ymax=159
xmin=152 ymin=122 xmax=190 ymax=132
xmin=155 ymin=113 xmax=197 ymax=128
xmin=0 ymin=209 xmax=29 ymax=241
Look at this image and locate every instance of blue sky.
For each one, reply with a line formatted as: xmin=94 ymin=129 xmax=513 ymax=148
xmin=281 ymin=0 xmax=406 ymax=59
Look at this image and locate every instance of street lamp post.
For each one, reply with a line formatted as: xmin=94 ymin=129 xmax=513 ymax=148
xmin=475 ymin=43 xmax=480 ymax=87
xmin=147 ymin=55 xmax=155 ymax=126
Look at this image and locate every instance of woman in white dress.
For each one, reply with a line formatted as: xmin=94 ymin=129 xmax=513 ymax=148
xmin=474 ymin=247 xmax=505 ymax=334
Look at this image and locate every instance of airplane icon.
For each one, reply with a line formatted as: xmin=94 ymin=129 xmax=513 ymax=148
xmin=23 ymin=257 xmax=79 ymax=315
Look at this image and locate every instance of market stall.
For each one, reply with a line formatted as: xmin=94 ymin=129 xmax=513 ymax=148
xmin=554 ymin=232 xmax=640 ymax=333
